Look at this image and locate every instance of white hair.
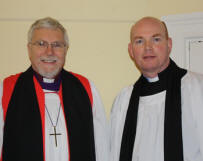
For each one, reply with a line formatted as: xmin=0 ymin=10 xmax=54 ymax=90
xmin=28 ymin=17 xmax=69 ymax=47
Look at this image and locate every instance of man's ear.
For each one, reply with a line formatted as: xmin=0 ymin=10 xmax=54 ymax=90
xmin=167 ymin=37 xmax=172 ymax=55
xmin=128 ymin=43 xmax=134 ymax=60
xmin=27 ymin=43 xmax=32 ymax=59
xmin=64 ymin=46 xmax=69 ymax=55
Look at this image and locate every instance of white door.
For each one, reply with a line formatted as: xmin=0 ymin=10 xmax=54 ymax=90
xmin=187 ymin=38 xmax=203 ymax=74
xmin=162 ymin=12 xmax=203 ymax=71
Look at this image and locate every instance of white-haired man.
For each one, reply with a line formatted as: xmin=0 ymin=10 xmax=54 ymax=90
xmin=0 ymin=17 xmax=109 ymax=161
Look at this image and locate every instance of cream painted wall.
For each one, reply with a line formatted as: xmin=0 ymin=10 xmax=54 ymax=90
xmin=1 ymin=0 xmax=203 ymax=117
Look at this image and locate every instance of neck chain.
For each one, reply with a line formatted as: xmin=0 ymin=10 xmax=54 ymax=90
xmin=45 ymin=103 xmax=62 ymax=147
xmin=45 ymin=103 xmax=61 ymax=127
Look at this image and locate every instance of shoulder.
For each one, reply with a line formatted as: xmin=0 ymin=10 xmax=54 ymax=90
xmin=3 ymin=73 xmax=22 ymax=85
xmin=63 ymin=70 xmax=91 ymax=88
xmin=1 ymin=73 xmax=22 ymax=118
xmin=111 ymin=85 xmax=134 ymax=114
xmin=182 ymin=71 xmax=203 ymax=91
xmin=114 ymin=85 xmax=134 ymax=102
xmin=181 ymin=71 xmax=203 ymax=114
xmin=69 ymin=71 xmax=89 ymax=82
xmin=67 ymin=71 xmax=96 ymax=105
xmin=2 ymin=73 xmax=22 ymax=94
xmin=181 ymin=71 xmax=203 ymax=126
xmin=182 ymin=71 xmax=203 ymax=82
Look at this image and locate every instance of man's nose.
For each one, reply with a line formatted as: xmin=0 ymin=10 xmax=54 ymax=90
xmin=46 ymin=44 xmax=54 ymax=55
xmin=145 ymin=40 xmax=152 ymax=50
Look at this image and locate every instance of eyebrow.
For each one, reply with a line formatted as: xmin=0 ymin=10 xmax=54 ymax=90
xmin=152 ymin=33 xmax=163 ymax=37
xmin=131 ymin=33 xmax=165 ymax=42
xmin=132 ymin=36 xmax=143 ymax=40
xmin=133 ymin=33 xmax=163 ymax=38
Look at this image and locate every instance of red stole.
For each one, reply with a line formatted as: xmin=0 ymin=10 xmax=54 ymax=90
xmin=1 ymin=68 xmax=95 ymax=161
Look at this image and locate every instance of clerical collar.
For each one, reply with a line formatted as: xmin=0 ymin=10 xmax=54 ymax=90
xmin=34 ymin=71 xmax=61 ymax=91
xmin=140 ymin=62 xmax=172 ymax=96
xmin=145 ymin=76 xmax=159 ymax=82
xmin=143 ymin=60 xmax=173 ymax=84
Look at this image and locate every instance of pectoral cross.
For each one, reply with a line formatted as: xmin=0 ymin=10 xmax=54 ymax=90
xmin=50 ymin=126 xmax=62 ymax=147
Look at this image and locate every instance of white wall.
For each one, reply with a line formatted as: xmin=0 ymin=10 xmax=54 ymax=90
xmin=1 ymin=0 xmax=203 ymax=117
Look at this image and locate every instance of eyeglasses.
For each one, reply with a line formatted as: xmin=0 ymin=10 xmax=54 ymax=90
xmin=30 ymin=40 xmax=67 ymax=52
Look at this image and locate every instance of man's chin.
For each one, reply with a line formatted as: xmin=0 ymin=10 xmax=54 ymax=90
xmin=38 ymin=69 xmax=61 ymax=79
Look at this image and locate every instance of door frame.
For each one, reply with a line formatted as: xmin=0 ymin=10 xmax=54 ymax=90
xmin=161 ymin=12 xmax=203 ymax=69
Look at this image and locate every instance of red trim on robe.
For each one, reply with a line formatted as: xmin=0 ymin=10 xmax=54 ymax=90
xmin=2 ymin=73 xmax=21 ymax=120
xmin=70 ymin=72 xmax=93 ymax=107
xmin=1 ymin=72 xmax=93 ymax=161
xmin=1 ymin=73 xmax=21 ymax=161
xmin=33 ymin=77 xmax=45 ymax=161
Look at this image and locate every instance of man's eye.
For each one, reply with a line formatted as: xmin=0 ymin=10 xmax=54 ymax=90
xmin=135 ymin=39 xmax=143 ymax=44
xmin=53 ymin=43 xmax=62 ymax=48
xmin=38 ymin=41 xmax=46 ymax=46
xmin=52 ymin=42 xmax=65 ymax=48
xmin=153 ymin=37 xmax=161 ymax=42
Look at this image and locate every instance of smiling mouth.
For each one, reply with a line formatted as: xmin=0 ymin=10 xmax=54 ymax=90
xmin=41 ymin=59 xmax=57 ymax=63
xmin=40 ymin=57 xmax=58 ymax=63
